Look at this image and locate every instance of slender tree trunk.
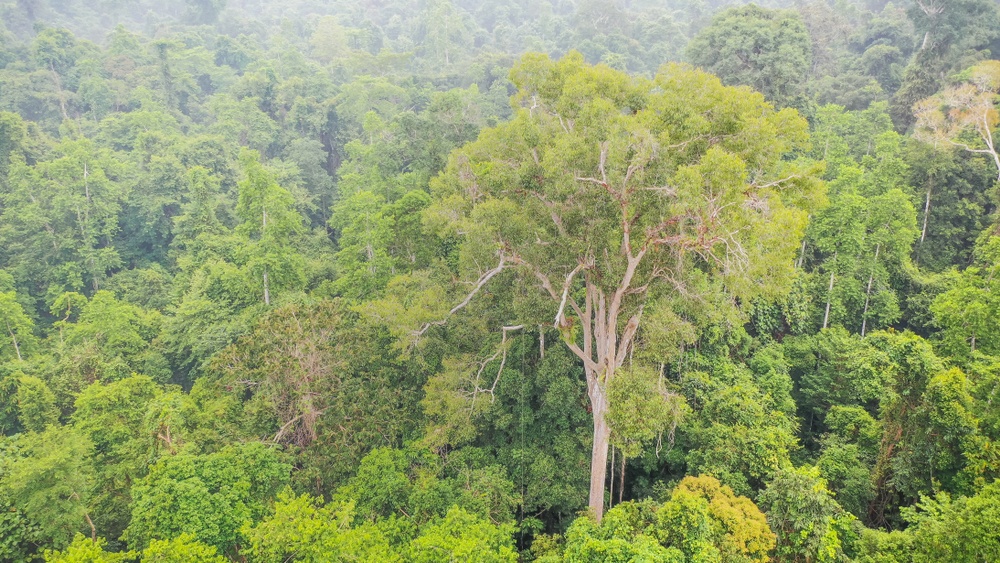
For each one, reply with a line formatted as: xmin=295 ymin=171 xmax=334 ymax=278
xmin=70 ymin=491 xmax=96 ymax=542
xmin=83 ymin=162 xmax=90 ymax=204
xmin=823 ymin=269 xmax=835 ymax=330
xmin=619 ymin=455 xmax=626 ymax=504
xmin=921 ymin=187 xmax=932 ymax=244
xmin=84 ymin=511 xmax=96 ymax=542
xmin=539 ymin=326 xmax=544 ymax=359
xmin=609 ymin=445 xmax=614 ymax=508
xmin=263 ymin=268 xmax=271 ymax=306
xmin=49 ymin=62 xmax=69 ymax=121
xmin=5 ymin=320 xmax=21 ymax=361
xmin=982 ymin=113 xmax=1000 ymax=180
xmin=588 ymin=385 xmax=610 ymax=521
xmin=861 ymin=243 xmax=880 ymax=337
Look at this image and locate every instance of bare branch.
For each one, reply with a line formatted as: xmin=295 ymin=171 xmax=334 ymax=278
xmin=458 ymin=329 xmax=529 ymax=417
xmin=470 ymin=325 xmax=525 ymax=408
xmin=665 ymin=134 xmax=710 ymax=150
xmin=413 ymin=254 xmax=508 ymax=337
xmin=557 ymin=114 xmax=571 ymax=134
xmin=579 ymin=176 xmax=627 ymax=205
xmin=576 ymin=177 xmax=610 ymax=187
xmin=750 ymin=174 xmax=803 ymax=190
xmin=273 ymin=408 xmax=328 ymax=444
xmin=555 ymin=264 xmax=587 ymax=326
xmin=533 ymin=269 xmax=558 ymax=299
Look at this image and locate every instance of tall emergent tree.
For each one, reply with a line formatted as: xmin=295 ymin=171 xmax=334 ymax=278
xmin=414 ymin=53 xmax=823 ymax=521
xmin=235 ymin=150 xmax=305 ymax=306
xmin=914 ymin=60 xmax=1000 ymax=179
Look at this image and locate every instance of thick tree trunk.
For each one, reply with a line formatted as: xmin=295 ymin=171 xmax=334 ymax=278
xmin=535 ymin=213 xmax=646 ymax=523
xmin=588 ymin=387 xmax=610 ymax=521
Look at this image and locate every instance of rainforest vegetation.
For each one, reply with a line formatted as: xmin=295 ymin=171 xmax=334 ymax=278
xmin=2 ymin=0 xmax=1000 ymax=561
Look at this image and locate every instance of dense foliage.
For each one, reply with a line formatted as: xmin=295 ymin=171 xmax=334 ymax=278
xmin=1 ymin=0 xmax=1000 ymax=561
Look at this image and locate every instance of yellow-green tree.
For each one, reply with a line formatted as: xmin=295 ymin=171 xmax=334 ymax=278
xmin=914 ymin=60 xmax=1000 ymax=179
xmin=388 ymin=52 xmax=822 ymax=521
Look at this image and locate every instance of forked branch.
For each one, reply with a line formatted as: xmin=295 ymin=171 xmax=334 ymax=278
xmin=470 ymin=324 xmax=525 ymax=408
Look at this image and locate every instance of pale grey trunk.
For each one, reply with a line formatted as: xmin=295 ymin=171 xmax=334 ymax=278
xmin=539 ymin=326 xmax=545 ymax=359
xmin=5 ymin=320 xmax=21 ymax=361
xmin=263 ymin=268 xmax=271 ymax=306
xmin=921 ymin=187 xmax=932 ymax=244
xmin=588 ymin=384 xmax=610 ymax=521
xmin=861 ymin=243 xmax=881 ymax=337
xmin=49 ymin=62 xmax=69 ymax=120
xmin=823 ymin=268 xmax=835 ymax=330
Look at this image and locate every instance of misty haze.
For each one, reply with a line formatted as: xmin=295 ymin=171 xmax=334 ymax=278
xmin=1 ymin=0 xmax=999 ymax=561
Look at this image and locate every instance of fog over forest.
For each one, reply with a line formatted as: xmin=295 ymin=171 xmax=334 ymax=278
xmin=2 ymin=0 xmax=1000 ymax=561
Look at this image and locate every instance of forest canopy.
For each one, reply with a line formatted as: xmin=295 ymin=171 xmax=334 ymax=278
xmin=1 ymin=0 xmax=1000 ymax=561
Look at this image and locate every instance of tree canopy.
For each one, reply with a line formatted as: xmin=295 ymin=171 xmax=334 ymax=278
xmin=1 ymin=0 xmax=999 ymax=560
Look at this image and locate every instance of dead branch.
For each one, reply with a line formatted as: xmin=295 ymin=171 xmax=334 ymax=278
xmin=273 ymin=408 xmax=329 ymax=444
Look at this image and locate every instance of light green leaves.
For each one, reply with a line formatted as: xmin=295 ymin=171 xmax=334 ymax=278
xmin=15 ymin=375 xmax=58 ymax=432
xmin=606 ymin=366 xmax=687 ymax=460
xmin=242 ymin=491 xmax=400 ymax=563
xmin=0 ymin=290 xmax=32 ymax=362
xmin=758 ymin=465 xmax=857 ymax=563
xmin=3 ymin=426 xmax=96 ymax=548
xmin=124 ymin=442 xmax=290 ymax=554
